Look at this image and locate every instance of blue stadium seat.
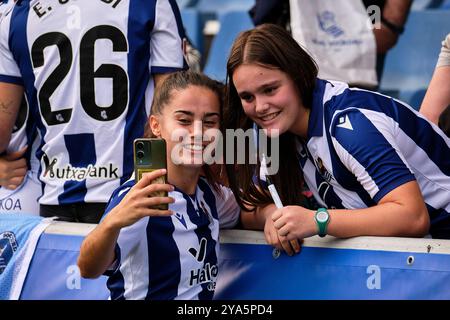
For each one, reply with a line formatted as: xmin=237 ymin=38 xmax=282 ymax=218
xmin=379 ymin=10 xmax=450 ymax=107
xmin=175 ymin=0 xmax=198 ymax=9
xmin=441 ymin=0 xmax=450 ymax=9
xmin=203 ymin=11 xmax=254 ymax=82
xmin=397 ymin=89 xmax=427 ymax=110
xmin=428 ymin=0 xmax=445 ymax=9
xmin=194 ymin=0 xmax=254 ymax=21
xmin=409 ymin=0 xmax=449 ymax=10
xmin=411 ymin=0 xmax=435 ymax=10
xmin=181 ymin=8 xmax=203 ymax=54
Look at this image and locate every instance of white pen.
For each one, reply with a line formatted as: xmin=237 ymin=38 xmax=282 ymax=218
xmin=260 ymin=153 xmax=283 ymax=209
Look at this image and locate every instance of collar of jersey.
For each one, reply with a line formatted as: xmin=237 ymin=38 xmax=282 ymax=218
xmin=174 ymin=185 xmax=197 ymax=200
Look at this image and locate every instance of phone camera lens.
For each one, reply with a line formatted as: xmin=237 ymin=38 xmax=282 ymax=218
xmin=137 ymin=151 xmax=145 ymax=159
xmin=136 ymin=142 xmax=145 ymax=150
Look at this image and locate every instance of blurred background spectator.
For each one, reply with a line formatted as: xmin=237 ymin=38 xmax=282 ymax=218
xmin=420 ymin=33 xmax=450 ymax=136
xmin=249 ymin=0 xmax=412 ymax=87
xmin=175 ymin=0 xmax=450 ymax=110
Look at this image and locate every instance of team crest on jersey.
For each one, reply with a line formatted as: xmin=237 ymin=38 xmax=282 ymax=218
xmin=0 ymin=231 xmax=18 ymax=275
xmin=100 ymin=111 xmax=108 ymax=120
xmin=315 ymin=157 xmax=334 ymax=183
xmin=41 ymin=153 xmax=119 ymax=181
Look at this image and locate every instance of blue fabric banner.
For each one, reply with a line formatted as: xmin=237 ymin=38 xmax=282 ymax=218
xmin=0 ymin=214 xmax=52 ymax=300
xmin=20 ymin=233 xmax=109 ymax=300
xmin=215 ymin=243 xmax=450 ymax=300
xmin=13 ymin=226 xmax=450 ymax=300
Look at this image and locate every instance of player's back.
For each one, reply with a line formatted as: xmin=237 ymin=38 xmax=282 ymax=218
xmin=0 ymin=0 xmax=186 ymax=205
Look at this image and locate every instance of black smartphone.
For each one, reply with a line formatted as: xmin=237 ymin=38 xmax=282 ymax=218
xmin=134 ymin=138 xmax=168 ymax=210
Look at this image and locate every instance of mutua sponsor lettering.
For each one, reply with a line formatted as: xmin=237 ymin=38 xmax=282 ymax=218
xmin=189 ymin=262 xmax=218 ymax=290
xmin=42 ymin=156 xmax=119 ymax=181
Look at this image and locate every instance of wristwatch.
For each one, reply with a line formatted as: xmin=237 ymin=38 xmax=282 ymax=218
xmin=314 ymin=208 xmax=330 ymax=238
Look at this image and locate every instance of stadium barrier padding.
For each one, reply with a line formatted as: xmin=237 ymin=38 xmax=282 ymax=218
xmin=17 ymin=222 xmax=450 ymax=300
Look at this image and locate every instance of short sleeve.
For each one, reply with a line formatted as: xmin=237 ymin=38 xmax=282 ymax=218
xmin=0 ymin=12 xmax=22 ymax=84
xmin=214 ymin=185 xmax=240 ymax=229
xmin=330 ymin=109 xmax=415 ymax=203
xmin=103 ymin=244 xmax=121 ymax=277
xmin=437 ymin=34 xmax=450 ymax=68
xmin=101 ymin=180 xmax=148 ymax=275
xmin=149 ymin=0 xmax=187 ymax=74
xmin=102 ymin=181 xmax=133 ymax=221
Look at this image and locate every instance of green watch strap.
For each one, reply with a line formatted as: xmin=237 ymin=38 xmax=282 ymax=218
xmin=315 ymin=208 xmax=330 ymax=238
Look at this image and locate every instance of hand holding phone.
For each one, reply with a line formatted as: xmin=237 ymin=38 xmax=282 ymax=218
xmin=134 ymin=138 xmax=169 ymax=210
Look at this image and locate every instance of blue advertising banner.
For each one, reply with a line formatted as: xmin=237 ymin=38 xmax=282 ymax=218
xmin=215 ymin=243 xmax=450 ymax=300
xmin=20 ymin=233 xmax=109 ymax=300
xmin=0 ymin=214 xmax=52 ymax=300
xmin=12 ymin=224 xmax=450 ymax=300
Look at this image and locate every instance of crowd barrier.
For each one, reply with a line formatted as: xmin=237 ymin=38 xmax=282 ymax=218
xmin=17 ymin=222 xmax=450 ymax=299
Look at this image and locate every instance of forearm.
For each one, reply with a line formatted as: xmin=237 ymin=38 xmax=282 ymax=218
xmin=77 ymin=214 xmax=121 ymax=278
xmin=240 ymin=203 xmax=276 ymax=230
xmin=382 ymin=0 xmax=412 ymax=27
xmin=0 ymin=83 xmax=23 ymax=152
xmin=327 ymin=202 xmax=429 ymax=238
xmin=77 ymin=170 xmax=175 ymax=278
xmin=420 ymin=66 xmax=450 ymax=124
xmin=373 ymin=0 xmax=412 ymax=53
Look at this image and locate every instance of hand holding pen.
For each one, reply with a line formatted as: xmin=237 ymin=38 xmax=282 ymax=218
xmin=260 ymin=154 xmax=301 ymax=255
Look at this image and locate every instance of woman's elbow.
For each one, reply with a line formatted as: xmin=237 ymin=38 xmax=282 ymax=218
xmin=77 ymin=245 xmax=104 ymax=279
xmin=409 ymin=209 xmax=430 ymax=237
xmin=77 ymin=258 xmax=103 ymax=279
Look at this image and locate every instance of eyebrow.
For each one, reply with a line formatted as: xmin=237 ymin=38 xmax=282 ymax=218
xmin=174 ymin=110 xmax=220 ymax=118
xmin=237 ymin=80 xmax=280 ymax=96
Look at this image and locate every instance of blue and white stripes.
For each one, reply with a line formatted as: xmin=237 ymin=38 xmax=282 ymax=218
xmin=300 ymin=79 xmax=450 ymax=236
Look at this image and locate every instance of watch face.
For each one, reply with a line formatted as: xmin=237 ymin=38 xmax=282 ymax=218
xmin=316 ymin=211 xmax=328 ymax=223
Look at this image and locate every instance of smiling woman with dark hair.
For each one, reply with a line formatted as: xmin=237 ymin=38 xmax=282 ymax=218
xmin=225 ymin=24 xmax=450 ymax=251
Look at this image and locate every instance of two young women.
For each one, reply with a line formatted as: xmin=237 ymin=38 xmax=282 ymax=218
xmin=79 ymin=23 xmax=450 ymax=300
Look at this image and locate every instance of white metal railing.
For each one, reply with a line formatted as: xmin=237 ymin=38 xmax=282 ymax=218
xmin=44 ymin=221 xmax=450 ymax=255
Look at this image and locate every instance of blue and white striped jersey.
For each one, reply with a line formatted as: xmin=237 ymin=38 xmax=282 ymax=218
xmin=0 ymin=0 xmax=12 ymax=20
xmin=0 ymin=0 xmax=186 ymax=205
xmin=299 ymin=79 xmax=450 ymax=238
xmin=103 ymin=177 xmax=240 ymax=300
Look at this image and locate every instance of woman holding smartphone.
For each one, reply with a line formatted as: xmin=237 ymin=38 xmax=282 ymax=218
xmin=224 ymin=24 xmax=450 ymax=244
xmin=78 ymin=71 xmax=247 ymax=300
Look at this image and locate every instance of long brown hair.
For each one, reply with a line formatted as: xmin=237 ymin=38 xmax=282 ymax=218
xmin=224 ymin=23 xmax=318 ymax=210
xmin=146 ymin=70 xmax=226 ymax=191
